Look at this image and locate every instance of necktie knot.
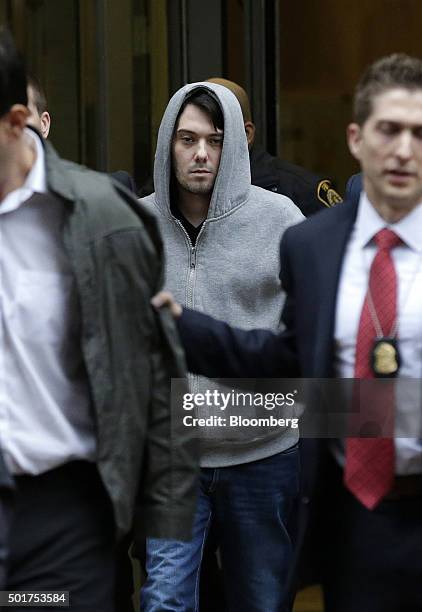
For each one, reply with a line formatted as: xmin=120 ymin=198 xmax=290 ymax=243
xmin=374 ymin=228 xmax=401 ymax=252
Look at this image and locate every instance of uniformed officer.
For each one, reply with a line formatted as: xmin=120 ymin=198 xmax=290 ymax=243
xmin=207 ymin=77 xmax=343 ymax=217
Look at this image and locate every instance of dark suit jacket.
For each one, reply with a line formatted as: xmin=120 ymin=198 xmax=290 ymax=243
xmin=177 ymin=198 xmax=360 ymax=592
xmin=345 ymin=172 xmax=362 ymax=205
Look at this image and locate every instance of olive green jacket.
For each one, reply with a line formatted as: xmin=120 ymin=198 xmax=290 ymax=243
xmin=44 ymin=140 xmax=197 ymax=541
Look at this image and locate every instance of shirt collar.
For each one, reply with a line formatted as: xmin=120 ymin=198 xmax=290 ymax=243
xmin=0 ymin=128 xmax=47 ymax=215
xmin=355 ymin=191 xmax=422 ymax=253
xmin=25 ymin=128 xmax=47 ymax=194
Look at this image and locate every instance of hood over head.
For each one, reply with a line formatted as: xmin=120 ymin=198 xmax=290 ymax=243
xmin=153 ymin=81 xmax=251 ymax=219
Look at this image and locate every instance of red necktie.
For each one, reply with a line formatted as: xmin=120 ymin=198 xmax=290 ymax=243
xmin=344 ymin=228 xmax=401 ymax=509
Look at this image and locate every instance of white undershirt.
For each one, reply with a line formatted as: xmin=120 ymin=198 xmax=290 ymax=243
xmin=0 ymin=129 xmax=96 ymax=475
xmin=334 ymin=193 xmax=422 ymax=475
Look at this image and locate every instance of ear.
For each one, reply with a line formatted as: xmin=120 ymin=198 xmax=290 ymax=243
xmin=40 ymin=111 xmax=51 ymax=139
xmin=347 ymin=122 xmax=363 ymax=161
xmin=244 ymin=121 xmax=256 ymax=148
xmin=7 ymin=104 xmax=30 ymax=133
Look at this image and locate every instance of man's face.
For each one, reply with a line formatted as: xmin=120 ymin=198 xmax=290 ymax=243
xmin=26 ymin=85 xmax=50 ymax=138
xmin=348 ymin=87 xmax=422 ymax=216
xmin=172 ymin=103 xmax=223 ymax=195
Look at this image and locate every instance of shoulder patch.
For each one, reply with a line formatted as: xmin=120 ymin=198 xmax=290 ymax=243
xmin=317 ymin=180 xmax=343 ymax=208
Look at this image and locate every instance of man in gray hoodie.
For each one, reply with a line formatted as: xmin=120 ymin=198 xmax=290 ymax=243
xmin=139 ymin=82 xmax=303 ymax=612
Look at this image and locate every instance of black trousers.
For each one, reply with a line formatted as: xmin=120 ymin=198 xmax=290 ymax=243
xmin=0 ymin=489 xmax=12 ymax=590
xmin=3 ymin=461 xmax=116 ymax=612
xmin=0 ymin=451 xmax=14 ymax=589
xmin=322 ymin=457 xmax=422 ymax=612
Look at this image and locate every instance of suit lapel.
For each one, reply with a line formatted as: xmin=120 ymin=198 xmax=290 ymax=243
xmin=313 ymin=201 xmax=358 ymax=376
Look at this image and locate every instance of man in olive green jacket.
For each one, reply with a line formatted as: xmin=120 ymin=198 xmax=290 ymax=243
xmin=0 ymin=29 xmax=196 ymax=612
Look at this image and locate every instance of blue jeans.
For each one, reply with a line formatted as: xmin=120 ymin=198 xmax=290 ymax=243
xmin=140 ymin=445 xmax=299 ymax=612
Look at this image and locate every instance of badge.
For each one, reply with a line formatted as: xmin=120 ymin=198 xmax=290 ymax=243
xmin=371 ymin=337 xmax=400 ymax=378
xmin=317 ymin=180 xmax=343 ymax=208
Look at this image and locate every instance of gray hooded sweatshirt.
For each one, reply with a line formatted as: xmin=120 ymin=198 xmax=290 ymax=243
xmin=141 ymin=82 xmax=304 ymax=467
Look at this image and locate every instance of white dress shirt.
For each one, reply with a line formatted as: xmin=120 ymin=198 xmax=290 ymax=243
xmin=334 ymin=193 xmax=422 ymax=474
xmin=0 ymin=129 xmax=96 ymax=474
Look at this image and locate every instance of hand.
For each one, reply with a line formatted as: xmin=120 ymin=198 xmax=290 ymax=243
xmin=151 ymin=291 xmax=183 ymax=318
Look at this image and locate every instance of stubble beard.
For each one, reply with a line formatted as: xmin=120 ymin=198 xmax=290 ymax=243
xmin=174 ymin=166 xmax=215 ymax=196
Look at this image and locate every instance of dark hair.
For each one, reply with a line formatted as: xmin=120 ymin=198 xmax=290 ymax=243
xmin=176 ymin=87 xmax=224 ymax=131
xmin=354 ymin=53 xmax=422 ymax=125
xmin=27 ymin=73 xmax=47 ymax=114
xmin=0 ymin=28 xmax=27 ymax=118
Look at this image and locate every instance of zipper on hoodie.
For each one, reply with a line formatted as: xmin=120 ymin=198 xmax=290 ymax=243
xmin=172 ymin=217 xmax=207 ymax=394
xmin=187 ymin=246 xmax=196 ymax=307
xmin=172 ymin=218 xmax=206 ymax=309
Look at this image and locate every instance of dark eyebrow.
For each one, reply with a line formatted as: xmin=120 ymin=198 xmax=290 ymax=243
xmin=175 ymin=128 xmax=223 ymax=137
xmin=377 ymin=119 xmax=422 ymax=129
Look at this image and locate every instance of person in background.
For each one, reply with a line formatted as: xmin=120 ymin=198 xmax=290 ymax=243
xmin=26 ymin=74 xmax=50 ymax=138
xmin=26 ymin=73 xmax=138 ymax=193
xmin=207 ymin=77 xmax=343 ymax=216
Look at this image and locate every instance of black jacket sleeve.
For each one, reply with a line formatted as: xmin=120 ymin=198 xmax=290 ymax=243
xmin=178 ymin=308 xmax=298 ymax=379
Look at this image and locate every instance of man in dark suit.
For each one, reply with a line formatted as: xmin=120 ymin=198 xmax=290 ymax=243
xmin=154 ymin=53 xmax=422 ymax=612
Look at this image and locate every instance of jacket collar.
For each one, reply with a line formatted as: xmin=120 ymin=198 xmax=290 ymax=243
xmin=43 ymin=140 xmax=77 ymax=203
